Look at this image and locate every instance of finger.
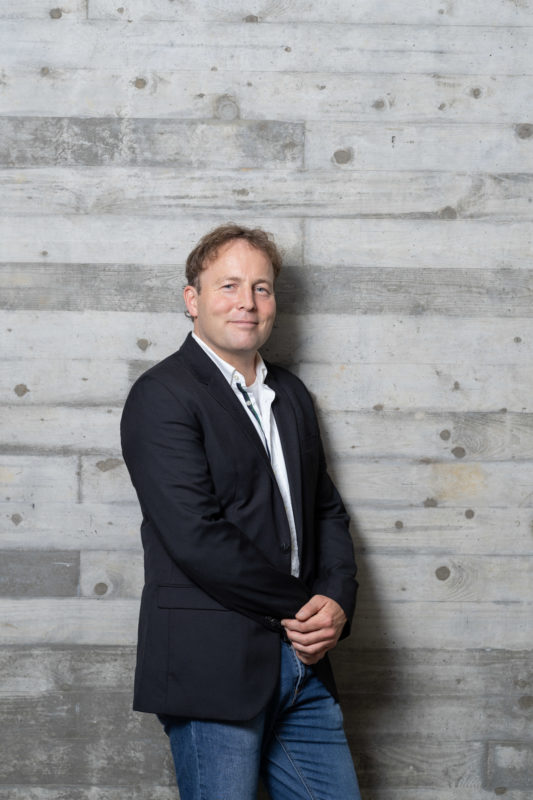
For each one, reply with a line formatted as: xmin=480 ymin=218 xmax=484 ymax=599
xmin=294 ymin=595 xmax=326 ymax=622
xmin=284 ymin=628 xmax=336 ymax=647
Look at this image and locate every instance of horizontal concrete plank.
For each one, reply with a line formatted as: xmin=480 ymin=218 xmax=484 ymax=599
xmin=296 ymin=362 xmax=533 ymax=413
xmin=0 ymin=215 xmax=302 ymax=266
xmin=2 ymin=69 xmax=530 ymax=123
xmin=80 ymin=550 xmax=143 ymax=599
xmin=1 ymin=502 xmax=532 ymax=557
xmin=0 ymin=406 xmax=122 ymax=454
xmin=0 ymin=455 xmax=78 ymax=503
xmin=0 ymin=550 xmax=80 ymax=597
xmin=332 ymin=459 xmax=533 ymax=509
xmin=0 ymin=598 xmax=140 ymax=644
xmin=0 ymin=118 xmax=304 ymax=168
xmin=2 ymin=644 xmax=530 ymax=698
xmin=306 ymin=121 xmax=533 ymax=173
xmin=4 ymin=355 xmax=532 ymax=409
xmin=0 ymin=645 xmax=137 ymax=696
xmin=3 ymin=311 xmax=532 ymax=366
xmin=0 ymin=358 xmax=130 ymax=405
xmin=304 ymin=218 xmax=533 ymax=270
xmin=74 ymin=549 xmax=533 ymax=603
xmin=350 ymin=507 xmax=533 ymax=557
xmin=0 ymin=788 xmax=176 ymax=800
xmin=0 ymin=1 xmax=86 ymax=19
xmin=0 ymin=735 xmax=172 ymax=785
xmin=3 ymin=263 xmax=533 ymax=315
xmin=0 ymin=684 xmax=530 ymax=744
xmin=0 ymin=502 xmax=141 ymax=550
xmin=2 ymin=167 xmax=532 ymax=218
xmin=1 ymin=597 xmax=531 ymax=648
xmin=3 ymin=405 xmax=533 ymax=461
xmin=82 ymin=456 xmax=533 ymax=509
xmin=87 ymin=0 xmax=533 ymax=25
xmin=331 ymin=647 xmax=533 ymax=698
xmin=3 ymin=20 xmax=532 ymax=74
xmin=357 ymin=554 xmax=533 ymax=604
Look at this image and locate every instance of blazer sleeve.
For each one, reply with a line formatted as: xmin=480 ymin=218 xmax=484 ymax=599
xmin=309 ymin=419 xmax=358 ymax=638
xmin=121 ymin=373 xmax=310 ymax=625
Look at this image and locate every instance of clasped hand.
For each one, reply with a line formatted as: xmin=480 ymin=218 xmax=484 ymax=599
xmin=281 ymin=594 xmax=346 ymax=665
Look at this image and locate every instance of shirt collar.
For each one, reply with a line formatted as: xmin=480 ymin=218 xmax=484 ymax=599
xmin=192 ymin=332 xmax=268 ymax=388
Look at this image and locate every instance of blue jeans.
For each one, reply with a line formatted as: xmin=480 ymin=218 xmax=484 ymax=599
xmin=158 ymin=640 xmax=361 ymax=800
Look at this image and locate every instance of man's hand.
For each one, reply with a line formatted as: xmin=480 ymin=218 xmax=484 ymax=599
xmin=281 ymin=595 xmax=347 ymax=665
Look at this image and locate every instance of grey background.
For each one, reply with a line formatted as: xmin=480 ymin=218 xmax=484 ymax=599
xmin=1 ymin=1 xmax=532 ymax=798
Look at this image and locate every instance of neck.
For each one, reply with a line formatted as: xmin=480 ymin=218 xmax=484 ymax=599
xmin=193 ymin=331 xmax=258 ymax=386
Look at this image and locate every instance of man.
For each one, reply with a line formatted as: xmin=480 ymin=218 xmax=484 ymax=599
xmin=121 ymin=224 xmax=361 ymax=799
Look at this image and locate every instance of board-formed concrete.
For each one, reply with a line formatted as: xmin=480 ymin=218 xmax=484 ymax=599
xmin=1 ymin=2 xmax=532 ymax=797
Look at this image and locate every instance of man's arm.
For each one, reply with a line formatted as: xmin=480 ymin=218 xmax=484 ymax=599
xmin=282 ymin=413 xmax=357 ymax=664
xmin=121 ymin=374 xmax=310 ymax=625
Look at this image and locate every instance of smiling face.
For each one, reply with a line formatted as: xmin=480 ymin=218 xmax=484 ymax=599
xmin=183 ymin=238 xmax=276 ymax=375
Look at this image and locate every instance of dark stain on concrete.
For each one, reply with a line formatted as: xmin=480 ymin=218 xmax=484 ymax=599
xmin=470 ymin=87 xmax=482 ymax=98
xmin=11 ymin=514 xmax=22 ymax=526
xmin=14 ymin=384 xmax=29 ymax=397
xmin=40 ymin=67 xmax=50 ymax=77
xmin=49 ymin=8 xmax=62 ymax=18
xmin=465 ymin=508 xmax=475 ymax=519
xmin=518 ymin=695 xmax=533 ymax=709
xmin=284 ymin=46 xmax=292 ymax=52
xmin=233 ymin=188 xmax=249 ymax=196
xmin=435 ymin=565 xmax=451 ymax=581
xmin=515 ymin=123 xmax=533 ymax=139
xmin=373 ymin=403 xmax=384 ymax=411
xmin=41 ymin=250 xmax=48 ymax=256
xmin=372 ymin=99 xmax=385 ymax=110
xmin=439 ymin=103 xmax=446 ymax=110
xmin=94 ymin=582 xmax=108 ymax=596
xmin=134 ymin=77 xmax=147 ymax=89
xmin=494 ymin=787 xmax=507 ymax=795
xmin=440 ymin=429 xmax=451 ymax=441
xmin=438 ymin=205 xmax=458 ymax=219
xmin=117 ymin=6 xmax=124 ymax=13
xmin=395 ymin=520 xmax=403 ymax=529
xmin=453 ymin=381 xmax=460 ymax=390
xmin=424 ymin=497 xmax=438 ymax=507
xmin=514 ymin=336 xmax=522 ymax=342
xmin=136 ymin=338 xmax=150 ymax=351
xmin=333 ymin=148 xmax=353 ymax=165
xmin=244 ymin=14 xmax=259 ymax=22
xmin=95 ymin=458 xmax=123 ymax=472
xmin=452 ymin=446 xmax=466 ymax=458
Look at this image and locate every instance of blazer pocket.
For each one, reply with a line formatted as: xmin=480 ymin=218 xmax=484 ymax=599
xmin=157 ymin=584 xmax=229 ymax=611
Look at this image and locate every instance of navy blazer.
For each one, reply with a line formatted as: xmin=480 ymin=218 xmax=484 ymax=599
xmin=120 ymin=333 xmax=357 ymax=721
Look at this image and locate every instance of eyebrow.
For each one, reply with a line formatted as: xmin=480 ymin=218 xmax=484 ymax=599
xmin=216 ymin=275 xmax=273 ymax=286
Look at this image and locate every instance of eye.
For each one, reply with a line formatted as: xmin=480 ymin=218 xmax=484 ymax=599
xmin=255 ymin=286 xmax=271 ymax=295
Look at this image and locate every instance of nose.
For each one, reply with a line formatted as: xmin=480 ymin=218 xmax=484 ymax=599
xmin=237 ymin=284 xmax=256 ymax=310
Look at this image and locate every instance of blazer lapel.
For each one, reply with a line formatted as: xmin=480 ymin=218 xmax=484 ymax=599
xmin=179 ymin=333 xmax=273 ymax=469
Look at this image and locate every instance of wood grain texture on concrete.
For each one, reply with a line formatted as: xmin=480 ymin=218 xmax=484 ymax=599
xmin=1 ymin=1 xmax=532 ymax=797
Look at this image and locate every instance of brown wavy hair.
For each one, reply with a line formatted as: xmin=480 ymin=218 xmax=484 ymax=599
xmin=185 ymin=223 xmax=283 ymax=290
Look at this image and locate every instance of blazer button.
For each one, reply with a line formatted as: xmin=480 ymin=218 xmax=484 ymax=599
xmin=280 ymin=542 xmax=290 ymax=553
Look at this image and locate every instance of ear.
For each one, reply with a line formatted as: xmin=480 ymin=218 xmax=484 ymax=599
xmin=183 ymin=284 xmax=198 ymax=318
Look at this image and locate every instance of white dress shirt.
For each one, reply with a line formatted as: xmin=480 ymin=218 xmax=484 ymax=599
xmin=192 ymin=333 xmax=300 ymax=576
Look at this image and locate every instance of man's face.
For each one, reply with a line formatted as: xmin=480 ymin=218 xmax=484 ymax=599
xmin=183 ymin=238 xmax=277 ymax=365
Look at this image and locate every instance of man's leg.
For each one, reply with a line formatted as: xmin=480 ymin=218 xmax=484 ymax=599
xmin=260 ymin=643 xmax=362 ymax=800
xmin=159 ymin=713 xmax=265 ymax=800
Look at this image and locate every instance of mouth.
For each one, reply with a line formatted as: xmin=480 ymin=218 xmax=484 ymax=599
xmin=230 ymin=320 xmax=258 ymax=326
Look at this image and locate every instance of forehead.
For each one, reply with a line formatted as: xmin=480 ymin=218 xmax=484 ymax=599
xmin=205 ymin=238 xmax=274 ymax=278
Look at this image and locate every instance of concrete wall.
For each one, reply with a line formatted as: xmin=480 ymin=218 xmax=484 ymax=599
xmin=1 ymin=2 xmax=532 ymax=798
